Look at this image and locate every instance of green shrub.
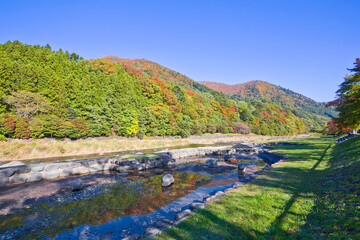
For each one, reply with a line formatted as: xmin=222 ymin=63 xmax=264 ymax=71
xmin=0 ymin=134 xmax=6 ymax=142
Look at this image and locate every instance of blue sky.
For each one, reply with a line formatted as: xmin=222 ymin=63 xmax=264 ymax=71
xmin=1 ymin=0 xmax=359 ymax=102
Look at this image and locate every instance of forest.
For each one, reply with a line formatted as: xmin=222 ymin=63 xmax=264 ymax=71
xmin=0 ymin=41 xmax=321 ymax=140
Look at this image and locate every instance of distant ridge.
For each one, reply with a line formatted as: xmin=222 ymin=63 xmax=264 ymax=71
xmin=104 ymin=55 xmax=336 ymax=119
xmin=103 ymin=55 xmax=195 ymax=86
xmin=198 ymin=80 xmax=336 ymax=118
xmin=198 ymin=80 xmax=318 ymax=106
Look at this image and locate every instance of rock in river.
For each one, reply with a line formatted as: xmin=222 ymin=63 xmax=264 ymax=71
xmin=224 ymin=154 xmax=233 ymax=161
xmin=238 ymin=164 xmax=249 ymax=174
xmin=161 ymin=174 xmax=174 ymax=187
xmin=206 ymin=159 xmax=218 ymax=168
xmin=72 ymin=178 xmax=83 ymax=191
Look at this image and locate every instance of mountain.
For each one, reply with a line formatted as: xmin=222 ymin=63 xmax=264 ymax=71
xmin=104 ymin=56 xmax=330 ymax=133
xmin=103 ymin=56 xmax=195 ymax=87
xmin=104 ymin=56 xmax=334 ymax=118
xmin=0 ymin=41 xmax=320 ymax=140
xmin=199 ymin=80 xmax=337 ymax=119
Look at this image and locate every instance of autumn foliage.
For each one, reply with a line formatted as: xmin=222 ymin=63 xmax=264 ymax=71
xmin=0 ymin=41 xmax=312 ymax=139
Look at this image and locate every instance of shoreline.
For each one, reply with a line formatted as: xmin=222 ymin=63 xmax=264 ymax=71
xmin=0 ymin=134 xmax=308 ymax=162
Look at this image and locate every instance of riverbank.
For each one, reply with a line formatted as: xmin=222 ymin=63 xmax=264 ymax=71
xmin=0 ymin=142 xmax=275 ymax=239
xmin=0 ymin=134 xmax=307 ymax=162
xmin=155 ymin=136 xmax=360 ymax=239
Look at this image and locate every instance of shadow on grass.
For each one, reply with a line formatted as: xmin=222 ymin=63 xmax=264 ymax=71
xmin=157 ymin=138 xmax=339 ymax=240
xmin=296 ymin=136 xmax=360 ymax=238
xmin=268 ymin=144 xmax=331 ymax=233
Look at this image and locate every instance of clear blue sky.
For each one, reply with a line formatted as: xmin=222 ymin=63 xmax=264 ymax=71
xmin=1 ymin=0 xmax=359 ymax=102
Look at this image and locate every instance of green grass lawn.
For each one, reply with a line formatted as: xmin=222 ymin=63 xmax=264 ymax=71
xmin=155 ymin=136 xmax=360 ymax=239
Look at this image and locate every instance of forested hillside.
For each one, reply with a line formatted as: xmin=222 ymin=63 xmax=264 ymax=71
xmin=103 ymin=56 xmax=195 ymax=87
xmin=105 ymin=57 xmax=328 ymax=133
xmin=0 ymin=41 xmax=308 ymax=139
xmin=199 ymin=80 xmax=335 ymax=130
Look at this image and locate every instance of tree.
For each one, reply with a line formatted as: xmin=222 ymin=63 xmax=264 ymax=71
xmin=232 ymin=122 xmax=251 ymax=134
xmin=329 ymin=59 xmax=360 ymax=132
xmin=4 ymin=91 xmax=52 ymax=118
xmin=45 ymin=44 xmax=51 ymax=50
xmin=70 ymin=52 xmax=80 ymax=62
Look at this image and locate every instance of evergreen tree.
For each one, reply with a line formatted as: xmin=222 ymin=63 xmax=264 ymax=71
xmin=332 ymin=59 xmax=360 ymax=131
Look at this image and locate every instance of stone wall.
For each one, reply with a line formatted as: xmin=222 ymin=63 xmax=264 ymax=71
xmin=0 ymin=158 xmax=114 ymax=187
xmin=0 ymin=144 xmax=280 ymax=188
xmin=159 ymin=146 xmax=233 ymax=159
xmin=0 ymin=146 xmax=232 ymax=188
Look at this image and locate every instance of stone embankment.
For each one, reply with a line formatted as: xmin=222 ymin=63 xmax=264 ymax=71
xmin=0 ymin=158 xmax=114 ymax=187
xmin=336 ymin=133 xmax=357 ymax=143
xmin=0 ymin=143 xmax=283 ymax=188
xmin=158 ymin=146 xmax=232 ymax=159
xmin=0 ymin=146 xmax=232 ymax=188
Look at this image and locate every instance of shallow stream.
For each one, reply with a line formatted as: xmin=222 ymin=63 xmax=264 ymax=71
xmin=0 ymin=154 xmax=267 ymax=239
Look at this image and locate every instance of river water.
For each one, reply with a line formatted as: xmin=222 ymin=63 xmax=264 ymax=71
xmin=0 ymin=153 xmax=267 ymax=240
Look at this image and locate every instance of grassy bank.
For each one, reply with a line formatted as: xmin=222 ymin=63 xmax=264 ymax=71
xmin=155 ymin=136 xmax=360 ymax=239
xmin=0 ymin=134 xmax=306 ymax=162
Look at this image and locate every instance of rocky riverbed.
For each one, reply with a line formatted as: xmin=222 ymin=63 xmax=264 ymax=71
xmin=0 ymin=142 xmax=284 ymax=240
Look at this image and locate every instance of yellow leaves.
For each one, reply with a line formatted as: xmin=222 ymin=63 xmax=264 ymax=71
xmin=126 ymin=120 xmax=139 ymax=136
xmin=151 ymin=103 xmax=170 ymax=118
xmin=89 ymin=59 xmax=116 ymax=75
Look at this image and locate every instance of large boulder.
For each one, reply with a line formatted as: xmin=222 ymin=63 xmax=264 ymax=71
xmin=113 ymin=165 xmax=129 ymax=173
xmin=144 ymin=227 xmax=162 ymax=237
xmin=0 ymin=161 xmax=24 ymax=168
xmin=238 ymin=164 xmax=249 ymax=174
xmin=61 ymin=168 xmax=73 ymax=177
xmin=10 ymin=174 xmax=28 ymax=184
xmin=0 ymin=167 xmax=16 ymax=177
xmin=206 ymin=159 xmax=218 ymax=168
xmin=44 ymin=170 xmax=61 ymax=179
xmin=30 ymin=164 xmax=44 ymax=172
xmin=44 ymin=164 xmax=59 ymax=171
xmin=190 ymin=202 xmax=205 ymax=210
xmin=174 ymin=209 xmax=192 ymax=221
xmin=72 ymin=167 xmax=89 ymax=175
xmin=162 ymin=158 xmax=176 ymax=166
xmin=0 ymin=176 xmax=10 ymax=187
xmin=161 ymin=174 xmax=175 ymax=187
xmin=232 ymin=182 xmax=243 ymax=189
xmin=27 ymin=172 xmax=43 ymax=182
xmin=155 ymin=219 xmax=173 ymax=229
xmin=72 ymin=178 xmax=83 ymax=191
xmin=130 ymin=164 xmax=146 ymax=171
xmin=16 ymin=165 xmax=31 ymax=174
xmin=234 ymin=142 xmax=255 ymax=149
xmin=224 ymin=155 xmax=233 ymax=161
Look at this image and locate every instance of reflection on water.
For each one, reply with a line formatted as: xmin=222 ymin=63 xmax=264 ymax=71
xmin=0 ymin=172 xmax=211 ymax=239
xmin=0 ymin=154 xmax=268 ymax=239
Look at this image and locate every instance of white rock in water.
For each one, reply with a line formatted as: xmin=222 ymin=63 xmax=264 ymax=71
xmin=72 ymin=178 xmax=83 ymax=191
xmin=161 ymin=174 xmax=174 ymax=187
